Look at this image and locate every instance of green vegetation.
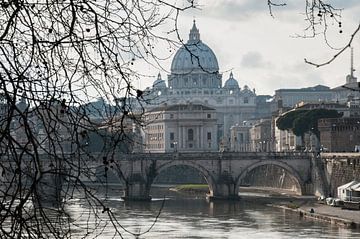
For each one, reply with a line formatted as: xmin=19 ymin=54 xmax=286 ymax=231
xmin=286 ymin=202 xmax=300 ymax=209
xmin=276 ymin=109 xmax=343 ymax=139
xmin=174 ymin=184 xmax=209 ymax=193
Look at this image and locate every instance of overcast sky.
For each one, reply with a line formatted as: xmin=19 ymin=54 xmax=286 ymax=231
xmin=137 ymin=0 xmax=360 ymax=96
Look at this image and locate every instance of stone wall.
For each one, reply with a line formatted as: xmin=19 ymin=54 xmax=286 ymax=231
xmin=322 ymin=153 xmax=360 ymax=197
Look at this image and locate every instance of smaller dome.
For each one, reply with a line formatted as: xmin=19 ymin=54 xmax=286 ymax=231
xmin=224 ymin=72 xmax=239 ymax=89
xmin=153 ymin=73 xmax=167 ymax=89
xmin=241 ymin=85 xmax=255 ymax=96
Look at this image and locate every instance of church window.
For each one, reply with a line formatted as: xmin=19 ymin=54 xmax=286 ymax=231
xmin=207 ymin=113 xmax=211 ymax=118
xmin=244 ymin=97 xmax=249 ymax=104
xmin=207 ymin=132 xmax=211 ymax=140
xmin=238 ymin=133 xmax=244 ymax=143
xmin=170 ymin=114 xmax=174 ymax=119
xmin=188 ymin=129 xmax=194 ymax=141
xmin=170 ymin=132 xmax=174 ymax=140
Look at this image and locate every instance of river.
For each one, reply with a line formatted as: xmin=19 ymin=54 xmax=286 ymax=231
xmin=58 ymin=185 xmax=360 ymax=239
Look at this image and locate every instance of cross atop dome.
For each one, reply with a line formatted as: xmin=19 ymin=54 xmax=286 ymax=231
xmin=188 ymin=20 xmax=200 ymax=43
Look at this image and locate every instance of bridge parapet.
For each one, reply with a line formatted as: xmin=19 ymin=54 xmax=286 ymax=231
xmin=321 ymin=152 xmax=360 ymax=160
xmin=116 ymin=152 xmax=313 ymax=161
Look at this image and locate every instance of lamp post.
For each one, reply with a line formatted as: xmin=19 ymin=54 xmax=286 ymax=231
xmin=173 ymin=141 xmax=178 ymax=152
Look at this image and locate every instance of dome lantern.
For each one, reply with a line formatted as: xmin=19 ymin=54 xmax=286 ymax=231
xmin=188 ymin=20 xmax=200 ymax=43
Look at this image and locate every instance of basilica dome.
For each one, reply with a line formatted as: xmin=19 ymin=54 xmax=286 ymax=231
xmin=170 ymin=21 xmax=219 ymax=74
xmin=153 ymin=73 xmax=166 ymax=89
xmin=224 ymin=72 xmax=239 ymax=89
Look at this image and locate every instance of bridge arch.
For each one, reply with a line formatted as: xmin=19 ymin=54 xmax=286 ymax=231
xmin=235 ymin=160 xmax=305 ymax=195
xmin=153 ymin=160 xmax=216 ymax=195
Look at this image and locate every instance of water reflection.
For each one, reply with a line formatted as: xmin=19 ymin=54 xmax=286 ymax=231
xmin=57 ymin=186 xmax=360 ymax=239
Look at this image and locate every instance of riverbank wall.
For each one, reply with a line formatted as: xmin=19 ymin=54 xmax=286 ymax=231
xmin=272 ymin=204 xmax=360 ymax=229
xmin=321 ymin=153 xmax=360 ymax=197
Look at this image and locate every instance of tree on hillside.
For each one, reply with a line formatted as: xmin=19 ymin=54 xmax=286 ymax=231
xmin=277 ymin=109 xmax=343 ymax=145
xmin=0 ymin=1 xmax=195 ymax=238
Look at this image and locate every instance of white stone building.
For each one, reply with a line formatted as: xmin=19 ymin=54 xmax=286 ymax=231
xmin=144 ymin=21 xmax=257 ymax=148
xmin=143 ymin=104 xmax=218 ymax=152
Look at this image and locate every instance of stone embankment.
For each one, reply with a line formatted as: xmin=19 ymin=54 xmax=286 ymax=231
xmin=239 ymin=187 xmax=360 ymax=229
xmin=272 ymin=202 xmax=360 ymax=229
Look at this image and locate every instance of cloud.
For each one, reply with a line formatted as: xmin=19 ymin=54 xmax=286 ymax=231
xmin=189 ymin=1 xmax=360 ymax=24
xmin=241 ymin=51 xmax=272 ymax=69
xmin=329 ymin=0 xmax=360 ymax=8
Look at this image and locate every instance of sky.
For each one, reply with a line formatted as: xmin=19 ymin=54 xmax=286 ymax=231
xmin=136 ymin=0 xmax=360 ymax=96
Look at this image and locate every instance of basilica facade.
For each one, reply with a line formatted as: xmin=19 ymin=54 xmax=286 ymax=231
xmin=143 ymin=21 xmax=259 ymax=151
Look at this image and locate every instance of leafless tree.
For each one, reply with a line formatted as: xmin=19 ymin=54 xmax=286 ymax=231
xmin=0 ymin=0 xmax=195 ymax=238
xmin=0 ymin=0 xmax=357 ymax=238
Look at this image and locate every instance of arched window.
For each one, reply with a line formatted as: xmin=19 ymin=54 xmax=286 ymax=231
xmin=188 ymin=129 xmax=194 ymax=141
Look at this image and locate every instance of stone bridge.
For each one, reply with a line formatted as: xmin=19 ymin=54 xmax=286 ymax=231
xmin=95 ymin=152 xmax=315 ymax=201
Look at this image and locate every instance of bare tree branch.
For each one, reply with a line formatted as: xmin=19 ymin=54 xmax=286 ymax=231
xmin=305 ymin=23 xmax=360 ymax=67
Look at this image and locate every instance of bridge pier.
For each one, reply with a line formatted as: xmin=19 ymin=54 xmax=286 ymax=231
xmin=122 ymin=174 xmax=152 ymax=201
xmin=207 ymin=174 xmax=240 ymax=201
xmin=207 ymin=183 xmax=240 ymax=201
xmin=35 ymin=172 xmax=64 ymax=207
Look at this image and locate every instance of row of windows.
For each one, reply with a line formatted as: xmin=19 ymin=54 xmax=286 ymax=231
xmin=169 ymin=142 xmax=212 ymax=149
xmin=169 ymin=131 xmax=212 ymax=141
xmin=146 ymin=143 xmax=164 ymax=149
xmin=147 ymin=133 xmax=164 ymax=141
xmin=332 ymin=126 xmax=360 ymax=131
xmin=146 ymin=124 xmax=163 ymax=130
xmin=169 ymin=113 xmax=212 ymax=119
xmin=145 ymin=114 xmax=163 ymax=121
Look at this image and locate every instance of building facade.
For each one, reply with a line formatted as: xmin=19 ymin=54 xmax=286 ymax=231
xmin=318 ymin=117 xmax=360 ymax=152
xmin=249 ymin=119 xmax=272 ymax=152
xmin=144 ymin=104 xmax=218 ymax=152
xmin=273 ymin=85 xmax=333 ymax=109
xmin=229 ymin=121 xmax=257 ymax=152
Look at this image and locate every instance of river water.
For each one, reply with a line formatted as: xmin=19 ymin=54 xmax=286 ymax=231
xmin=63 ymin=186 xmax=360 ymax=239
